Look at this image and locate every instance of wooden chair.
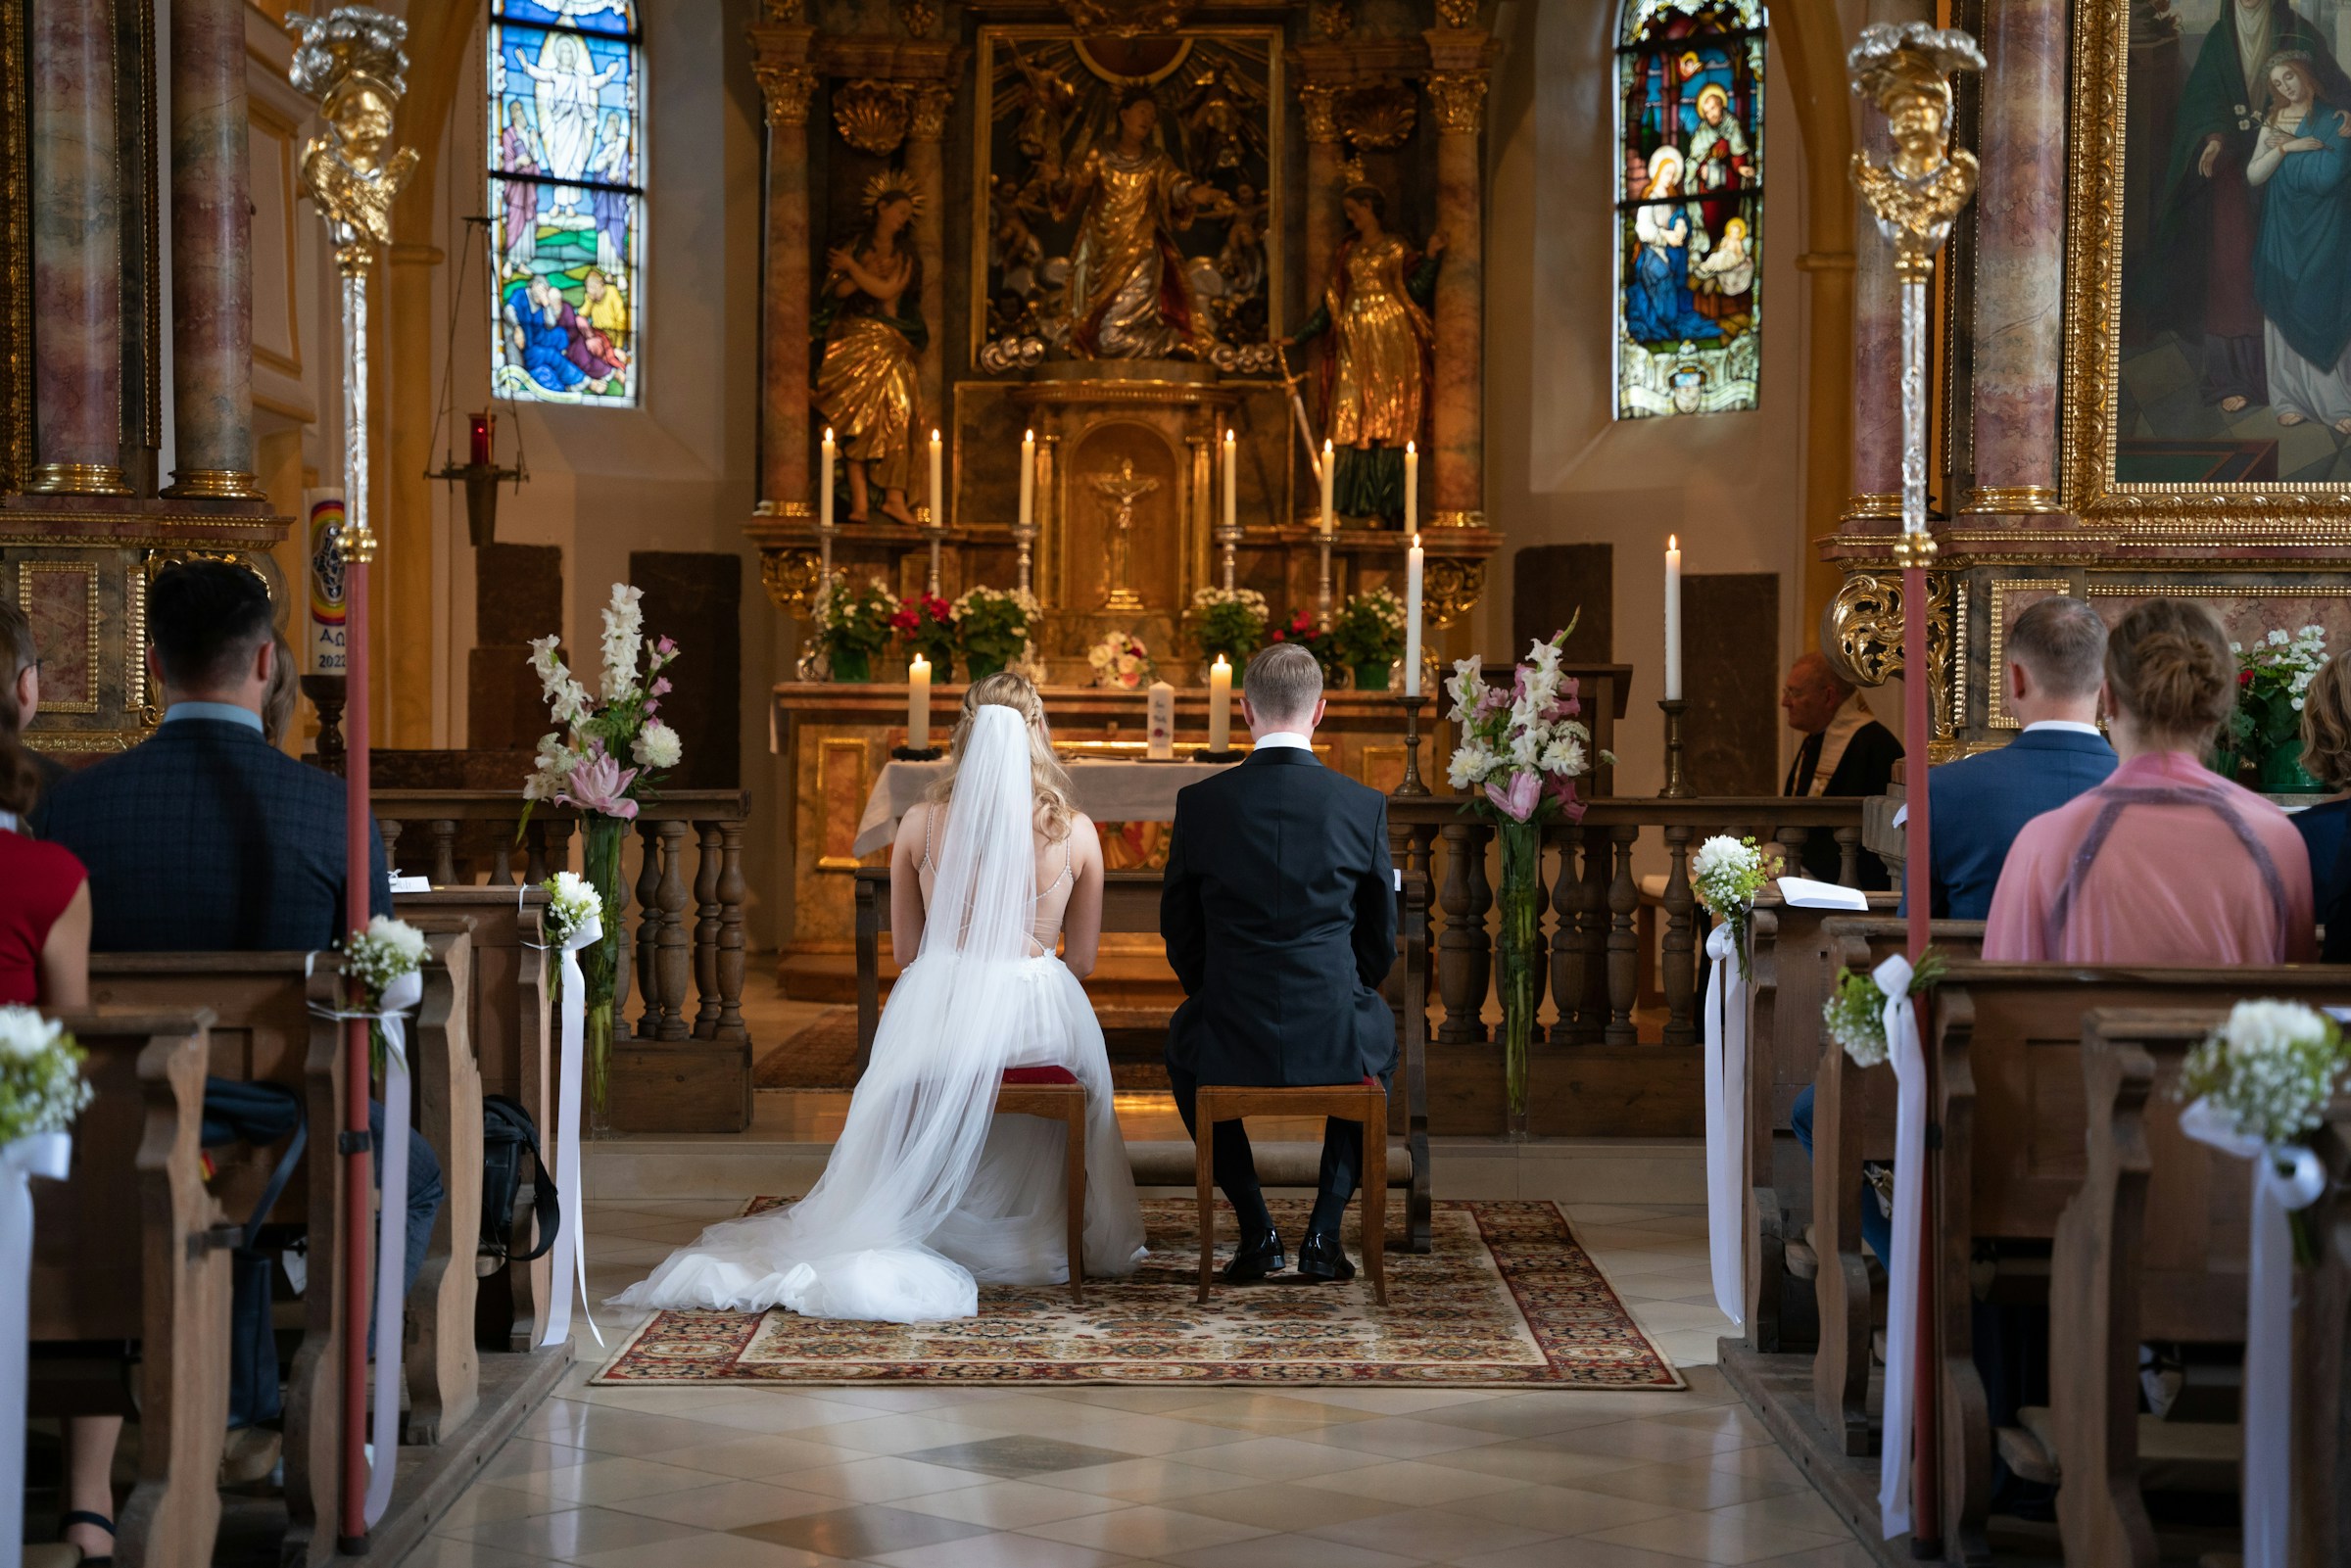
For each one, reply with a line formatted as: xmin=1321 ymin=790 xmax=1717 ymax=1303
xmin=31 ymin=1009 xmax=228 ymax=1568
xmin=993 ymin=1066 xmax=1087 ymax=1305
xmin=1192 ymin=1078 xmax=1388 ymax=1307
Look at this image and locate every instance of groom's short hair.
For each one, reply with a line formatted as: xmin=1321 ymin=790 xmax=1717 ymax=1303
xmin=1244 ymin=642 xmax=1321 ymax=727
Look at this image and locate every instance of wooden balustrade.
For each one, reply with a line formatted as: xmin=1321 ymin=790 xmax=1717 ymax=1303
xmin=1387 ymin=797 xmax=1871 ymax=1048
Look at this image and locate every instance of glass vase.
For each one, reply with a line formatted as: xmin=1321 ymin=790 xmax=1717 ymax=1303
xmin=2257 ymin=742 xmax=2325 ymax=795
xmin=1353 ymin=662 xmax=1391 ymax=693
xmin=581 ymin=814 xmax=629 ymax=1137
xmin=830 ymin=647 xmax=872 ymax=684
xmin=1497 ymin=820 xmax=1542 ymax=1141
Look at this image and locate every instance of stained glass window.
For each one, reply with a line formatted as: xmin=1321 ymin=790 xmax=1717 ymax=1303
xmin=1615 ymin=0 xmax=1764 ymax=419
xmin=488 ymin=0 xmax=642 ymax=406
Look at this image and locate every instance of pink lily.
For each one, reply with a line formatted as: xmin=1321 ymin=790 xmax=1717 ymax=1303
xmin=1485 ymin=770 xmax=1541 ymax=823
xmin=1543 ymin=772 xmax=1587 ymax=824
xmin=558 ymin=743 xmax=641 ymax=821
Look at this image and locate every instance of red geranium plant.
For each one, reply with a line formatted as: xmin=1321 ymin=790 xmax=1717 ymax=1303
xmin=891 ymin=592 xmax=957 ymax=675
xmin=1268 ymin=608 xmax=1338 ymax=676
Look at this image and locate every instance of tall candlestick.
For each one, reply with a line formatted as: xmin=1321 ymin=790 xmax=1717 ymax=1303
xmin=820 ymin=427 xmax=837 ymax=529
xmin=1664 ymin=533 xmax=1683 ymax=701
xmin=928 ymin=429 xmax=943 ymax=529
xmin=1404 ymin=532 xmax=1424 ymax=697
xmin=1223 ymin=428 xmax=1237 ymax=536
xmin=1319 ymin=439 xmax=1335 ymax=536
xmin=908 ymin=653 xmax=931 ymax=751
xmin=1147 ymin=680 xmax=1176 ymax=760
xmin=1019 ymin=428 xmax=1035 ymax=532
xmin=1404 ymin=440 xmax=1417 ymax=536
xmin=1208 ymin=655 xmax=1232 ymax=751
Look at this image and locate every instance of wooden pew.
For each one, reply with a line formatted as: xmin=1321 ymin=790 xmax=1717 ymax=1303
xmin=1929 ymin=965 xmax=2351 ymax=1562
xmin=86 ymin=937 xmax=482 ymax=1564
xmin=2040 ymin=1010 xmax=2351 ymax=1568
xmin=853 ymin=866 xmax=1438 ymax=1253
xmin=398 ymin=888 xmax=552 ymax=1352
xmin=31 ymin=1010 xmax=228 ymax=1568
xmin=1807 ymin=915 xmax=1985 ymax=1457
xmin=1743 ymin=889 xmax=1896 ymax=1353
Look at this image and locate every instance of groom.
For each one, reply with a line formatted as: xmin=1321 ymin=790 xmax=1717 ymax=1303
xmin=1162 ymin=641 xmax=1398 ymax=1283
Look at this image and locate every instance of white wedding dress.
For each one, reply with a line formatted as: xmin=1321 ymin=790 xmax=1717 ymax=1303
xmin=610 ymin=705 xmax=1146 ymax=1322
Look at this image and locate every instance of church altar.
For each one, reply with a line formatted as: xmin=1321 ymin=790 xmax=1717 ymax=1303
xmin=855 ymin=754 xmax=1251 ymax=857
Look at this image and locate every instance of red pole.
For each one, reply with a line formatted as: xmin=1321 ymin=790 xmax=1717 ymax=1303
xmin=339 ymin=553 xmax=373 ymax=1552
xmin=1901 ymin=555 xmax=1940 ymax=1552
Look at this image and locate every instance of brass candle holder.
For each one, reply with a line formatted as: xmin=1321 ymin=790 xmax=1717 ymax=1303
xmin=1395 ymin=692 xmax=1431 ymax=797
xmin=1658 ymin=697 xmax=1694 ymax=798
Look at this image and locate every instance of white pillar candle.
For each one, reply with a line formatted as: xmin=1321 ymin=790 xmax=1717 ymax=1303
xmin=929 ymin=429 xmax=943 ymax=529
xmin=1319 ymin=440 xmax=1335 ymax=536
xmin=820 ymin=427 xmax=836 ymax=528
xmin=1403 ymin=439 xmax=1417 ymax=536
xmin=1223 ymin=428 xmax=1237 ymax=535
xmin=1019 ymin=429 xmax=1035 ymax=532
xmin=1209 ymin=655 xmax=1232 ymax=751
xmin=1147 ymin=680 xmax=1176 ymax=760
xmin=1664 ymin=533 xmax=1683 ymax=701
xmin=1404 ymin=532 xmax=1424 ymax=697
xmin=908 ymin=653 xmax=931 ymax=751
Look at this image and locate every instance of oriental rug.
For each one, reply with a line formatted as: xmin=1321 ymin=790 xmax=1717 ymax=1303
xmin=590 ymin=1199 xmax=1683 ymax=1390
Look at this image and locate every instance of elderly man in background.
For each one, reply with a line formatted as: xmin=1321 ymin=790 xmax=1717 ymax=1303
xmin=1780 ymin=650 xmax=1901 ymax=889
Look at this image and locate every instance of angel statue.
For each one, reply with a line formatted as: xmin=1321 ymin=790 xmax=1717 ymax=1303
xmin=815 ymin=171 xmax=927 ymax=526
xmin=1285 ymin=179 xmax=1442 ymax=527
xmin=287 ymin=7 xmax=420 ymax=252
xmin=1049 ymin=88 xmax=1231 ymax=360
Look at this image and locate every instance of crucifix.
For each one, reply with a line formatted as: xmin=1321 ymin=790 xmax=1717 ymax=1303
xmin=1088 ymin=458 xmax=1158 ymax=613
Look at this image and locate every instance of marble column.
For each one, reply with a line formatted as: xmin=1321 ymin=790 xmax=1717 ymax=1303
xmin=1844 ymin=0 xmax=1932 ymax=525
xmin=162 ymin=0 xmax=262 ymax=499
xmin=1299 ymin=82 xmax=1343 ymax=319
xmin=907 ymin=82 xmax=952 ymax=522
xmin=751 ymin=42 xmax=817 ymax=515
xmin=1958 ymin=0 xmax=2065 ymax=517
xmin=1424 ymin=57 xmax=1489 ymax=529
xmin=28 ymin=0 xmax=128 ymax=495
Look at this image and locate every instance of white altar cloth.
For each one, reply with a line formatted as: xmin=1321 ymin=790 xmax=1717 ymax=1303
xmin=851 ymin=757 xmax=1241 ymax=857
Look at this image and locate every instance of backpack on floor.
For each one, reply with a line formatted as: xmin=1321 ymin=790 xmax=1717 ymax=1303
xmin=480 ymin=1094 xmax=558 ymax=1268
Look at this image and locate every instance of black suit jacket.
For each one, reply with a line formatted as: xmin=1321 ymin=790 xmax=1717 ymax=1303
xmin=1787 ymin=719 xmax=1903 ymax=889
xmin=1160 ymin=746 xmax=1398 ymax=1086
xmin=38 ymin=717 xmax=391 ymax=952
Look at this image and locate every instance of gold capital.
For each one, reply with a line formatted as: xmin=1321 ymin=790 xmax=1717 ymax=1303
xmin=908 ymin=82 xmax=955 ymax=143
xmin=1299 ymin=82 xmax=1341 ymax=145
xmin=755 ymin=61 xmax=819 ymax=128
xmin=1424 ymin=71 xmax=1488 ymax=135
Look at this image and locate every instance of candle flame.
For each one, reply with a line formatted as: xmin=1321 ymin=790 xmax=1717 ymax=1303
xmin=1668 ymin=534 xmax=1678 ymax=550
xmin=1214 ymin=653 xmax=1227 ymax=668
xmin=1224 ymin=429 xmax=1235 ymax=444
xmin=1406 ymin=439 xmax=1415 ymax=454
xmin=1024 ymin=428 xmax=1034 ymax=443
xmin=1412 ymin=533 xmax=1421 ymax=549
xmin=1322 ymin=438 xmax=1332 ymax=452
xmin=824 ymin=426 xmax=835 ymax=443
xmin=931 ymin=428 xmax=941 ymax=443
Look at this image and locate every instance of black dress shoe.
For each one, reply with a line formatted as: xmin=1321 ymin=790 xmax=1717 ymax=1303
xmin=1223 ymin=1227 xmax=1285 ymax=1282
xmin=1295 ymin=1231 xmax=1357 ymax=1283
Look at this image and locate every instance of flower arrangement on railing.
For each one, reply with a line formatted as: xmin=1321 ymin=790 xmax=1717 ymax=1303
xmin=342 ymin=915 xmax=427 ymax=1072
xmin=521 ymin=582 xmax=683 ymax=1132
xmin=952 ymin=585 xmax=1039 ymax=683
xmin=814 ymin=572 xmax=895 ymax=684
xmin=1692 ymin=836 xmax=1775 ymax=983
xmin=892 ymin=592 xmax=957 ymax=680
xmin=1822 ymin=947 xmax=1947 ymax=1068
xmin=1268 ymin=608 xmax=1336 ymax=676
xmin=1443 ymin=625 xmax=1611 ymax=1137
xmin=2223 ymin=625 xmax=2329 ymax=791
xmin=1188 ymin=587 xmax=1269 ymax=668
xmin=534 ymin=869 xmax=605 ymax=1344
xmin=0 ymin=1006 xmax=90 ymax=1528
xmin=1086 ymin=630 xmax=1154 ymax=691
xmin=1328 ymin=588 xmax=1407 ymax=691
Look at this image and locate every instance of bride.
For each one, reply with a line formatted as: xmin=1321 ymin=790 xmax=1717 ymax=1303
xmin=612 ymin=675 xmax=1146 ymax=1322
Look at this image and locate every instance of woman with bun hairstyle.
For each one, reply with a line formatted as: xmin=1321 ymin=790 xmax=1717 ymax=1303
xmin=1985 ymin=599 xmax=2314 ymax=962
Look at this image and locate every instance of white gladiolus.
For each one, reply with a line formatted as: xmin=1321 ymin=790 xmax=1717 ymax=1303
xmin=600 ymin=584 xmax=647 ymax=700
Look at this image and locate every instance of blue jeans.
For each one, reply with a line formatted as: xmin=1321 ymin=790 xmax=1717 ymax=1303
xmin=1789 ymin=1083 xmax=1891 ymax=1272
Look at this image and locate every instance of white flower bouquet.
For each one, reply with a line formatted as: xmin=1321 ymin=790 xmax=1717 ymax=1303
xmin=522 ymin=581 xmax=684 ymax=818
xmin=2180 ymin=1000 xmax=2349 ymax=1150
xmin=0 ymin=1007 xmax=92 ymax=1146
xmin=1690 ymin=834 xmax=1776 ymax=981
xmin=1823 ymin=949 xmax=1947 ymax=1068
xmin=542 ymin=870 xmax=601 ymax=945
xmin=1444 ymin=628 xmax=1611 ymax=825
xmin=343 ymin=915 xmax=428 ymax=1072
xmin=1086 ymin=631 xmax=1155 ymax=691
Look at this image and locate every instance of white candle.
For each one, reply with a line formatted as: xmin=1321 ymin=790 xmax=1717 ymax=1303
xmin=1019 ymin=429 xmax=1035 ymax=532
xmin=820 ymin=427 xmax=836 ymax=528
xmin=1664 ymin=533 xmax=1683 ymax=701
xmin=908 ymin=653 xmax=931 ymax=751
xmin=1223 ymin=429 xmax=1237 ymax=535
xmin=1209 ymin=655 xmax=1232 ymax=751
xmin=929 ymin=429 xmax=943 ymax=530
xmin=1147 ymin=680 xmax=1176 ymax=760
xmin=1319 ymin=440 xmax=1335 ymax=536
xmin=1404 ymin=439 xmax=1417 ymax=536
xmin=1404 ymin=532 xmax=1424 ymax=697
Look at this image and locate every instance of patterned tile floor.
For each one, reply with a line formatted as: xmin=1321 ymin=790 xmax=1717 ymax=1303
xmin=404 ymin=1201 xmax=1863 ymax=1568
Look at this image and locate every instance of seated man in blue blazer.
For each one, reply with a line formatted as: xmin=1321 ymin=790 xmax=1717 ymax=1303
xmin=1796 ymin=594 xmax=2115 ymax=1266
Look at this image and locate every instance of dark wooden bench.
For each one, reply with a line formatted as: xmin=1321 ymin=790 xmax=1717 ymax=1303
xmin=853 ymin=866 xmax=1437 ymax=1253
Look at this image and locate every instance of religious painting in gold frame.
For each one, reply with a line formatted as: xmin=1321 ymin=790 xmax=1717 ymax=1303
xmin=968 ymin=25 xmax=1283 ymax=363
xmin=2064 ymin=0 xmax=2351 ymax=540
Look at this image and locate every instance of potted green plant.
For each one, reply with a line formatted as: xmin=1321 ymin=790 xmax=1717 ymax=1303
xmin=892 ymin=592 xmax=956 ymax=680
xmin=2223 ymin=625 xmax=2329 ymax=792
xmin=1268 ymin=608 xmax=1337 ymax=677
xmin=1187 ymin=587 xmax=1269 ymax=674
xmin=1327 ymin=587 xmax=1407 ymax=691
xmin=815 ymin=573 xmax=895 ymax=683
xmin=951 ymin=585 xmax=1039 ymax=682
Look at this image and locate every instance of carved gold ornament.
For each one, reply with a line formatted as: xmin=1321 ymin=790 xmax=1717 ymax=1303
xmin=1299 ymin=82 xmax=1341 ymax=146
xmin=1335 ymin=78 xmax=1417 ymax=151
xmin=1823 ymin=569 xmax=1957 ymax=738
xmin=287 ymin=7 xmax=418 ymax=257
xmin=1422 ymin=557 xmax=1484 ymax=630
xmin=1423 ymin=71 xmax=1489 ymax=136
xmin=908 ymin=83 xmax=954 ymax=143
xmin=1847 ymin=23 xmax=1983 ymax=283
xmin=753 ymin=61 xmax=818 ymax=129
xmin=834 ymin=80 xmax=912 ymax=156
xmin=761 ymin=0 xmax=804 ymax=20
xmin=860 ymin=169 xmax=924 ymax=217
xmin=1313 ymin=0 xmax=1355 ymax=40
xmin=1055 ymin=0 xmax=1198 ymax=36
xmin=897 ymin=0 xmax=937 ymax=36
xmin=1436 ymin=0 xmax=1478 ymax=26
xmin=762 ymin=549 xmax=824 ymax=615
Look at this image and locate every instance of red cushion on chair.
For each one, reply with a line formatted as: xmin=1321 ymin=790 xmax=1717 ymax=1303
xmin=1002 ymin=1066 xmax=1080 ymax=1086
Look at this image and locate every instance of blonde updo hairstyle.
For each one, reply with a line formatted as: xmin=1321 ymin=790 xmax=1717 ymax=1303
xmin=2300 ymin=650 xmax=2351 ymax=791
xmin=927 ymin=671 xmax=1079 ymax=839
xmin=2102 ymin=597 xmax=2235 ymax=748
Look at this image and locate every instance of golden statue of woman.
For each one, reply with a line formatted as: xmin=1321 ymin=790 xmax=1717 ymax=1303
xmin=1286 ymin=181 xmax=1443 ymax=526
xmin=1050 ymin=89 xmax=1228 ymax=360
xmin=814 ymin=174 xmax=926 ymax=525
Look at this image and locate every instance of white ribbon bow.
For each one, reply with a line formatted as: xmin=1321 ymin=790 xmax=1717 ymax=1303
xmin=1871 ymin=953 xmax=1925 ymax=1542
xmin=363 ymin=967 xmax=421 ymax=1527
xmin=0 ymin=1131 xmax=71 ymax=1566
xmin=540 ymin=914 xmax=603 ymax=1350
xmin=2179 ymin=1096 xmax=2327 ymax=1568
xmin=1703 ymin=922 xmax=1748 ymax=1328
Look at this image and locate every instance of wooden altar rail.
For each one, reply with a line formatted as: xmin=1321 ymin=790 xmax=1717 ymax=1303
xmin=368 ymin=789 xmax=751 ymax=1050
xmin=1384 ymin=797 xmax=1871 ymax=1046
